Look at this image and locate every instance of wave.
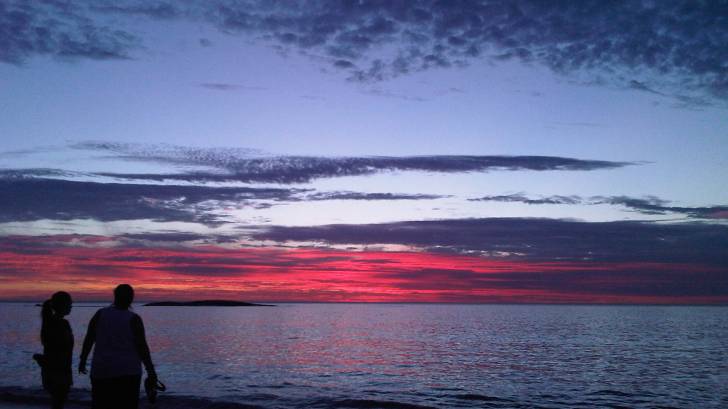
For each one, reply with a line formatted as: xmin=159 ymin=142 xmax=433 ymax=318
xmin=319 ymin=399 xmax=436 ymax=409
xmin=453 ymin=393 xmax=514 ymax=402
xmin=0 ymin=384 xmax=704 ymax=409
xmin=0 ymin=386 xmax=263 ymax=409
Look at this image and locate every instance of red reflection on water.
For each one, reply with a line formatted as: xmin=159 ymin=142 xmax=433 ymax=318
xmin=0 ymin=235 xmax=725 ymax=304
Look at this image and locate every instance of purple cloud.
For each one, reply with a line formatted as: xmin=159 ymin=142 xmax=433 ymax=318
xmin=252 ymin=218 xmax=728 ymax=265
xmin=75 ymin=141 xmax=632 ymax=184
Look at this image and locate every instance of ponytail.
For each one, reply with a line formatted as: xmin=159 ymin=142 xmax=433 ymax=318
xmin=41 ymin=299 xmax=54 ymax=321
xmin=40 ymin=299 xmax=54 ymax=345
xmin=40 ymin=291 xmax=72 ymax=345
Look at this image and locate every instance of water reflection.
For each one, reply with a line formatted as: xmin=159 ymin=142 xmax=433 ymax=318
xmin=1 ymin=303 xmax=727 ymax=408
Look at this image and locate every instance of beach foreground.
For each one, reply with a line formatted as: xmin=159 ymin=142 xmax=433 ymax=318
xmin=0 ymin=387 xmax=86 ymax=409
xmin=0 ymin=404 xmax=56 ymax=409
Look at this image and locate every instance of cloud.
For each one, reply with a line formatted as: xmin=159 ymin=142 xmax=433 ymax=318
xmin=470 ymin=193 xmax=580 ymax=205
xmin=628 ymin=80 xmax=714 ymax=109
xmin=198 ymin=83 xmax=267 ymax=91
xmin=120 ymin=232 xmax=209 ymax=242
xmin=252 ymin=218 xmax=728 ymax=265
xmin=470 ymin=193 xmax=728 ymax=219
xmin=1 ymin=237 xmax=725 ymax=303
xmin=0 ymin=1 xmax=137 ymax=64
xmin=304 ymin=191 xmax=446 ymax=201
xmin=75 ymin=141 xmax=632 ymax=184
xmin=547 ymin=121 xmax=606 ymax=128
xmin=597 ymin=196 xmax=728 ymax=219
xmin=0 ymin=171 xmax=450 ymax=224
xmin=0 ymin=168 xmax=76 ymax=178
xmin=376 ymin=266 xmax=728 ymax=298
xmin=89 ymin=2 xmax=179 ymax=20
xmin=364 ymin=87 xmax=427 ymax=102
xmin=6 ymin=1 xmax=726 ymax=104
xmin=0 ymin=177 xmax=299 ymax=225
xmin=127 ymin=1 xmax=728 ymax=102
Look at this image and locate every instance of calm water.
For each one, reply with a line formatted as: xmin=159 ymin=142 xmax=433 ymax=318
xmin=1 ymin=303 xmax=727 ymax=408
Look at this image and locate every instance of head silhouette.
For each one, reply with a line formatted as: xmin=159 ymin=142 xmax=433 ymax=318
xmin=113 ymin=284 xmax=134 ymax=309
xmin=43 ymin=291 xmax=72 ymax=319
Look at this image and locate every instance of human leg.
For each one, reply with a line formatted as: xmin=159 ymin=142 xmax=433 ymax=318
xmin=117 ymin=375 xmax=142 ymax=409
xmin=45 ymin=370 xmax=70 ymax=409
xmin=91 ymin=377 xmax=113 ymax=409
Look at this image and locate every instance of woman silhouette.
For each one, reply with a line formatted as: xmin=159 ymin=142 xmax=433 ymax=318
xmin=37 ymin=291 xmax=73 ymax=409
xmin=79 ymin=284 xmax=156 ymax=409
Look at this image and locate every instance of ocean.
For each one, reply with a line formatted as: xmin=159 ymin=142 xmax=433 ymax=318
xmin=1 ymin=303 xmax=726 ymax=408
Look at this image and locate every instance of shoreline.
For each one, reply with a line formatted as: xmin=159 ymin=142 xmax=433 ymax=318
xmin=0 ymin=386 xmax=266 ymax=409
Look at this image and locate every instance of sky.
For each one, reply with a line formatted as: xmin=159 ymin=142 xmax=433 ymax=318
xmin=1 ymin=0 xmax=727 ymax=303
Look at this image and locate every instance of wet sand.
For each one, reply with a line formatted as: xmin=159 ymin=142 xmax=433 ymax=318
xmin=0 ymin=404 xmax=84 ymax=409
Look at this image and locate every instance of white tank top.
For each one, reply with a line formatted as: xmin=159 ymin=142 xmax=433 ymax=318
xmin=90 ymin=306 xmax=142 ymax=379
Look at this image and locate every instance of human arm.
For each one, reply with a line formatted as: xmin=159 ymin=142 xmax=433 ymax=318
xmin=78 ymin=311 xmax=99 ymax=374
xmin=131 ymin=314 xmax=156 ymax=378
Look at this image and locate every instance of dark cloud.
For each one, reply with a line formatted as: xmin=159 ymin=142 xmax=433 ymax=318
xmin=0 ymin=168 xmax=76 ymax=179
xmin=333 ymin=59 xmax=355 ymax=68
xmin=629 ymin=80 xmax=713 ymax=109
xmin=364 ymin=87 xmax=428 ymax=101
xmin=119 ymin=232 xmax=246 ymax=245
xmin=470 ymin=193 xmax=728 ymax=219
xmin=0 ymin=171 xmax=451 ymax=224
xmin=252 ymin=218 xmax=728 ymax=265
xmin=304 ymin=191 xmax=446 ymax=201
xmin=595 ymin=196 xmax=728 ymax=219
xmin=628 ymin=80 xmax=664 ymax=96
xmin=377 ymin=266 xmax=728 ymax=298
xmin=76 ymin=141 xmax=631 ymax=184
xmin=120 ymin=232 xmax=209 ymax=242
xmin=548 ymin=121 xmax=606 ymax=128
xmin=470 ymin=193 xmax=580 ymax=205
xmin=7 ymin=1 xmax=726 ymax=104
xmin=0 ymin=177 xmax=298 ymax=225
xmin=151 ymin=255 xmax=353 ymax=276
xmin=90 ymin=2 xmax=179 ymax=20
xmin=0 ymin=234 xmax=114 ymax=253
xmin=0 ymin=1 xmax=137 ymax=64
xmin=160 ymin=1 xmax=728 ymax=102
xmin=198 ymin=83 xmax=267 ymax=91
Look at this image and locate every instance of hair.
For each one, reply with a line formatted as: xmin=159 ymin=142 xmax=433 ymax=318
xmin=113 ymin=284 xmax=135 ymax=309
xmin=41 ymin=291 xmax=72 ymax=344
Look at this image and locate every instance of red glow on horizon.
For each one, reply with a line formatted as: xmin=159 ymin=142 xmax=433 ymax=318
xmin=0 ymin=237 xmax=725 ymax=304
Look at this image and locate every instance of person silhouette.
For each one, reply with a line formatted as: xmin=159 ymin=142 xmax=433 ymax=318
xmin=35 ymin=291 xmax=74 ymax=409
xmin=78 ymin=284 xmax=156 ymax=409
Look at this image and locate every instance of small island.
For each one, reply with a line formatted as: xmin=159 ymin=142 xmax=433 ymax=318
xmin=144 ymin=300 xmax=274 ymax=307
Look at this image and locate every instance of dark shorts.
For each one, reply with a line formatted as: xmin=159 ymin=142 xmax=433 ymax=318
xmin=91 ymin=375 xmax=141 ymax=409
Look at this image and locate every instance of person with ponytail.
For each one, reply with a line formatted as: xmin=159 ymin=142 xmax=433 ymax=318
xmin=35 ymin=291 xmax=74 ymax=409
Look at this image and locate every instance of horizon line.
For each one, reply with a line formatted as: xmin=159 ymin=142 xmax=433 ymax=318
xmin=2 ymin=300 xmax=727 ymax=307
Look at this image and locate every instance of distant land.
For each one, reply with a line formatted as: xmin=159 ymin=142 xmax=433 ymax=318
xmin=144 ymin=300 xmax=274 ymax=307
